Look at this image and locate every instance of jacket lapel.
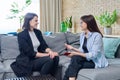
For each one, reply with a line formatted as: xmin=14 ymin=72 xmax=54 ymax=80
xmin=24 ymin=29 xmax=34 ymax=50
xmin=33 ymin=29 xmax=41 ymax=43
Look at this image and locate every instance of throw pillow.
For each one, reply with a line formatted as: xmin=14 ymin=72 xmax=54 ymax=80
xmin=0 ymin=62 xmax=5 ymax=73
xmin=43 ymin=33 xmax=67 ymax=55
xmin=1 ymin=36 xmax=20 ymax=60
xmin=65 ymin=32 xmax=80 ymax=44
xmin=103 ymin=37 xmax=120 ymax=58
xmin=0 ymin=34 xmax=5 ymax=61
xmin=0 ymin=34 xmax=2 ymax=53
xmin=65 ymin=32 xmax=80 ymax=48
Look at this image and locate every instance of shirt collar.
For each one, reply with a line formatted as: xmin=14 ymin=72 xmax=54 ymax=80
xmin=83 ymin=31 xmax=93 ymax=38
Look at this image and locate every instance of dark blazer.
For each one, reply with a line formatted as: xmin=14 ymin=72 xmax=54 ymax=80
xmin=11 ymin=29 xmax=48 ymax=77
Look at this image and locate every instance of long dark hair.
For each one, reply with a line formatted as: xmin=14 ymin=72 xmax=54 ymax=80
xmin=22 ymin=13 xmax=38 ymax=30
xmin=80 ymin=15 xmax=103 ymax=37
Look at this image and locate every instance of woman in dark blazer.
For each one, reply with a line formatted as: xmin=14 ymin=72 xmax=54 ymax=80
xmin=11 ymin=13 xmax=59 ymax=77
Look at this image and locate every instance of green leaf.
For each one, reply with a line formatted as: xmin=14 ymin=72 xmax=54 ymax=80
xmin=96 ymin=10 xmax=117 ymax=27
xmin=26 ymin=0 xmax=32 ymax=6
xmin=10 ymin=9 xmax=20 ymax=14
xmin=13 ymin=2 xmax=18 ymax=8
xmin=11 ymin=4 xmax=15 ymax=8
xmin=7 ymin=0 xmax=32 ymax=28
xmin=7 ymin=16 xmax=16 ymax=19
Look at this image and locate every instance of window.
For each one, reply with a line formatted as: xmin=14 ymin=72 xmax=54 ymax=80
xmin=0 ymin=0 xmax=40 ymax=34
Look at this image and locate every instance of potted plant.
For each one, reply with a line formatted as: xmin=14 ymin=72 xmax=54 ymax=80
xmin=7 ymin=0 xmax=32 ymax=32
xmin=96 ymin=10 xmax=117 ymax=35
xmin=60 ymin=21 xmax=67 ymax=32
xmin=60 ymin=16 xmax=72 ymax=32
xmin=65 ymin=16 xmax=72 ymax=32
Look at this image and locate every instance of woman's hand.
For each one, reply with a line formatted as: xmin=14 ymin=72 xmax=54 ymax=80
xmin=68 ymin=52 xmax=78 ymax=57
xmin=46 ymin=48 xmax=59 ymax=59
xmin=48 ymin=51 xmax=55 ymax=59
xmin=53 ymin=52 xmax=59 ymax=56
xmin=36 ymin=52 xmax=49 ymax=57
xmin=65 ymin=43 xmax=73 ymax=50
xmin=68 ymin=52 xmax=86 ymax=58
xmin=48 ymin=51 xmax=59 ymax=59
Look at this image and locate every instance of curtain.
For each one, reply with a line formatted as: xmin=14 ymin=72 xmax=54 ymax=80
xmin=40 ymin=0 xmax=62 ymax=32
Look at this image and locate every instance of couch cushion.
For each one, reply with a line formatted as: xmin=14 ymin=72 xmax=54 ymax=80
xmin=43 ymin=33 xmax=67 ymax=55
xmin=65 ymin=32 xmax=80 ymax=49
xmin=0 ymin=56 xmax=1 ymax=62
xmin=0 ymin=34 xmax=5 ymax=53
xmin=43 ymin=33 xmax=80 ymax=55
xmin=62 ymin=62 xmax=120 ymax=80
xmin=3 ymin=72 xmax=17 ymax=79
xmin=3 ymin=59 xmax=15 ymax=72
xmin=107 ymin=58 xmax=120 ymax=65
xmin=77 ymin=75 xmax=90 ymax=80
xmin=0 ymin=34 xmax=1 ymax=53
xmin=0 ymin=73 xmax=4 ymax=80
xmin=1 ymin=36 xmax=20 ymax=60
xmin=78 ymin=65 xmax=120 ymax=80
xmin=0 ymin=62 xmax=5 ymax=80
xmin=0 ymin=34 xmax=3 ymax=61
xmin=65 ymin=32 xmax=80 ymax=44
xmin=103 ymin=37 xmax=120 ymax=59
xmin=0 ymin=62 xmax=5 ymax=73
xmin=59 ymin=56 xmax=71 ymax=66
xmin=59 ymin=56 xmax=71 ymax=79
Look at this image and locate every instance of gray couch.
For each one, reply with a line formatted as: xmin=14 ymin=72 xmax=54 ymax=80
xmin=0 ymin=32 xmax=120 ymax=80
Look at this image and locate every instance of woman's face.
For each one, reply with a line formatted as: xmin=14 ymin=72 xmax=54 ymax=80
xmin=80 ymin=20 xmax=88 ymax=31
xmin=29 ymin=16 xmax=39 ymax=29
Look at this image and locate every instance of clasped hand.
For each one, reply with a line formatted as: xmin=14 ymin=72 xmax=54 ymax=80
xmin=48 ymin=51 xmax=58 ymax=59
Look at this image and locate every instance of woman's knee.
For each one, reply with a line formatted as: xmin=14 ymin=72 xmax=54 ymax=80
xmin=53 ymin=56 xmax=59 ymax=62
xmin=71 ymin=55 xmax=85 ymax=64
xmin=45 ymin=56 xmax=59 ymax=66
xmin=71 ymin=55 xmax=79 ymax=60
xmin=47 ymin=57 xmax=54 ymax=63
xmin=42 ymin=57 xmax=54 ymax=65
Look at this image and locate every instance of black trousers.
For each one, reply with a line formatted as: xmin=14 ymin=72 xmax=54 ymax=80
xmin=32 ymin=56 xmax=59 ymax=75
xmin=63 ymin=55 xmax=95 ymax=80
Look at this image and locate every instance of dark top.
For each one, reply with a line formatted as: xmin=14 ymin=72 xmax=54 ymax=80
xmin=82 ymin=37 xmax=88 ymax=53
xmin=11 ymin=29 xmax=48 ymax=77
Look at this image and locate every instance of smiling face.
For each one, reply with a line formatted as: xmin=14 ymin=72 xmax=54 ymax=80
xmin=29 ymin=16 xmax=39 ymax=30
xmin=80 ymin=20 xmax=88 ymax=31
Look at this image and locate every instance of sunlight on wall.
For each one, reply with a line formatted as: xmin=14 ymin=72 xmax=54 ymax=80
xmin=0 ymin=0 xmax=40 ymax=34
